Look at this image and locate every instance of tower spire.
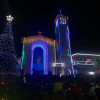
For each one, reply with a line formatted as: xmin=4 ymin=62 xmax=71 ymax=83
xmin=0 ymin=15 xmax=16 ymax=56
xmin=2 ymin=15 xmax=13 ymax=36
xmin=60 ymin=10 xmax=62 ymax=14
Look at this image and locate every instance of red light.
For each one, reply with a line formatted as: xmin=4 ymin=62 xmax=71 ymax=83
xmin=57 ymin=59 xmax=60 ymax=63
xmin=74 ymin=69 xmax=77 ymax=74
xmin=38 ymin=31 xmax=42 ymax=35
xmin=1 ymin=82 xmax=5 ymax=85
xmin=99 ymin=69 xmax=100 ymax=73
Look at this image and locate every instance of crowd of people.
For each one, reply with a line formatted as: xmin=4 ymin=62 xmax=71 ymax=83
xmin=1 ymin=73 xmax=100 ymax=100
xmin=19 ymin=74 xmax=100 ymax=100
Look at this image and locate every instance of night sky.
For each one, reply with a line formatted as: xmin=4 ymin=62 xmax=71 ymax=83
xmin=0 ymin=0 xmax=100 ymax=57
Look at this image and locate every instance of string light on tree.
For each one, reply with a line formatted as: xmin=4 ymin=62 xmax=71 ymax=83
xmin=0 ymin=15 xmax=18 ymax=83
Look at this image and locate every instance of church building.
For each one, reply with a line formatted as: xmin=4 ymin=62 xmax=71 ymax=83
xmin=21 ymin=13 xmax=73 ymax=76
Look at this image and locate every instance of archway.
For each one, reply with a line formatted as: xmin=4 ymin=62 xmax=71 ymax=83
xmin=31 ymin=41 xmax=48 ymax=75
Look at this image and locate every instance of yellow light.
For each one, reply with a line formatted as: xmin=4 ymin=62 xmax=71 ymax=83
xmin=6 ymin=15 xmax=13 ymax=21
xmin=22 ymin=35 xmax=55 ymax=46
xmin=53 ymin=63 xmax=64 ymax=67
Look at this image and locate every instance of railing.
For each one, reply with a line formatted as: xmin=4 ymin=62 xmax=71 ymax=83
xmin=73 ymin=61 xmax=94 ymax=65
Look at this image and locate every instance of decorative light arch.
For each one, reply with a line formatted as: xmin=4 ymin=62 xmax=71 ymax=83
xmin=31 ymin=41 xmax=48 ymax=75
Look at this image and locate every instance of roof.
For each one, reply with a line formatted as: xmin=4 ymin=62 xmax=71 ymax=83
xmin=72 ymin=53 xmax=100 ymax=57
xmin=54 ymin=14 xmax=67 ymax=23
xmin=21 ymin=34 xmax=56 ymax=46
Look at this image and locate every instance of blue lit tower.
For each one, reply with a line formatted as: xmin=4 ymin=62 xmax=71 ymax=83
xmin=54 ymin=12 xmax=73 ymax=75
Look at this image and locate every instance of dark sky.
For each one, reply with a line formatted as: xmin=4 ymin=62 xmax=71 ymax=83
xmin=0 ymin=0 xmax=100 ymax=57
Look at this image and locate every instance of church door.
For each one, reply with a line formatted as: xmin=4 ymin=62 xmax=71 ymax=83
xmin=33 ymin=47 xmax=44 ymax=75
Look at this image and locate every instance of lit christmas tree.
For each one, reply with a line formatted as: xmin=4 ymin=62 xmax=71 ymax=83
xmin=0 ymin=15 xmax=18 ymax=83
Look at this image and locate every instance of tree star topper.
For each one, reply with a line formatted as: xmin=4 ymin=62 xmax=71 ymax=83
xmin=6 ymin=15 xmax=13 ymax=21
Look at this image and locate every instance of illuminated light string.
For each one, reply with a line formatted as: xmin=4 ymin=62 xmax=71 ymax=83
xmin=66 ymin=33 xmax=68 ymax=39
xmin=60 ymin=45 xmax=62 ymax=54
xmin=22 ymin=35 xmax=55 ymax=46
xmin=72 ymin=54 xmax=100 ymax=73
xmin=33 ymin=45 xmax=45 ymax=74
xmin=0 ymin=15 xmax=18 ymax=83
xmin=53 ymin=63 xmax=64 ymax=67
xmin=55 ymin=19 xmax=58 ymax=28
xmin=67 ymin=68 xmax=71 ymax=75
xmin=54 ymin=14 xmax=67 ymax=23
xmin=96 ymin=62 xmax=100 ymax=63
xmin=73 ymin=61 xmax=94 ymax=65
xmin=60 ymin=68 xmax=63 ymax=75
xmin=58 ymin=17 xmax=62 ymax=63
xmin=31 ymin=41 xmax=48 ymax=75
xmin=57 ymin=17 xmax=62 ymax=75
xmin=57 ymin=44 xmax=59 ymax=55
xmin=72 ymin=53 xmax=100 ymax=57
xmin=67 ymin=26 xmax=71 ymax=56
xmin=67 ymin=25 xmax=74 ymax=74
xmin=54 ymin=40 xmax=56 ymax=63
xmin=21 ymin=37 xmax=25 ymax=69
xmin=55 ymin=24 xmax=57 ymax=34
xmin=67 ymin=49 xmax=70 ymax=56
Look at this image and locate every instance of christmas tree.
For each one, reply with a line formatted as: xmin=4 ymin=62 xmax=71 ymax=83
xmin=0 ymin=15 xmax=18 ymax=83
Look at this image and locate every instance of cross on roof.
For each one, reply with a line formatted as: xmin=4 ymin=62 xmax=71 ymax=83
xmin=38 ymin=31 xmax=42 ymax=35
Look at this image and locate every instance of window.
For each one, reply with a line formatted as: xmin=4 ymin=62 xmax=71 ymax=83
xmin=60 ymin=18 xmax=66 ymax=24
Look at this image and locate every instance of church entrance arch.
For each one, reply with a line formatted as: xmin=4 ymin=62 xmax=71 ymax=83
xmin=31 ymin=41 xmax=48 ymax=75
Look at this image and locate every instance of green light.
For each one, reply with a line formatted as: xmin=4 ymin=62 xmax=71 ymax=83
xmin=21 ymin=37 xmax=25 ymax=69
xmin=55 ymin=24 xmax=57 ymax=34
xmin=96 ymin=62 xmax=99 ymax=63
xmin=67 ymin=49 xmax=70 ymax=56
xmin=57 ymin=45 xmax=59 ymax=55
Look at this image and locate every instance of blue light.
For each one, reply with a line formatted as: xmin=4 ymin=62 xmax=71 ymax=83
xmin=32 ymin=45 xmax=45 ymax=74
xmin=33 ymin=47 xmax=43 ymax=71
xmin=60 ymin=45 xmax=62 ymax=54
xmin=66 ymin=33 xmax=68 ymax=39
xmin=31 ymin=41 xmax=48 ymax=75
xmin=58 ymin=17 xmax=62 ymax=62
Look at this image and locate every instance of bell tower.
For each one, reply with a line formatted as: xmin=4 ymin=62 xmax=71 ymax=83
xmin=54 ymin=11 xmax=73 ymax=75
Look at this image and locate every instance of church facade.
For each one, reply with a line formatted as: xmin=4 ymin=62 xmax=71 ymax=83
xmin=21 ymin=14 xmax=73 ymax=76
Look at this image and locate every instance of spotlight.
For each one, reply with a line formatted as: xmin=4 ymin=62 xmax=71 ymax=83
xmin=88 ymin=72 xmax=94 ymax=75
